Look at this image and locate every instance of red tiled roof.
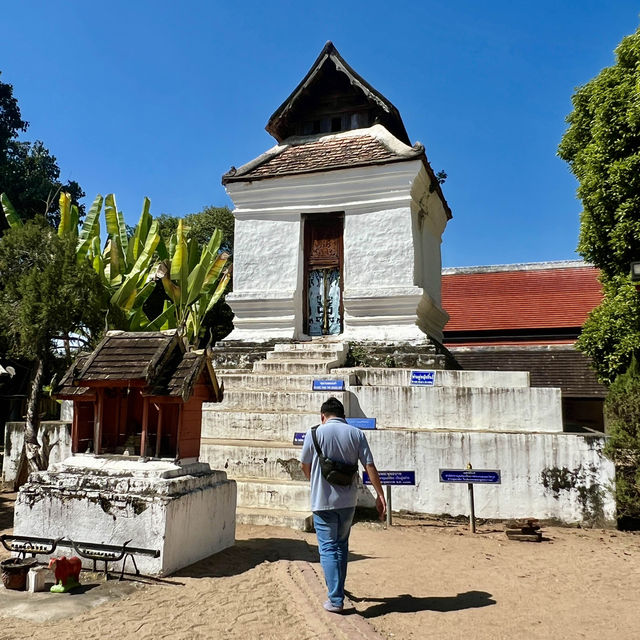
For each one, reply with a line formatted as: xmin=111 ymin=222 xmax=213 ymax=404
xmin=442 ymin=265 xmax=603 ymax=333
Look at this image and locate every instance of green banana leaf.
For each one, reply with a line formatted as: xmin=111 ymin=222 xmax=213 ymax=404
xmin=170 ymin=220 xmax=190 ymax=307
xmin=77 ymin=195 xmax=103 ymax=264
xmin=57 ymin=192 xmax=72 ymax=237
xmin=0 ymin=193 xmax=22 ymax=227
xmin=129 ymin=219 xmax=160 ymax=273
xmin=126 ymin=197 xmax=152 ymax=265
xmin=203 ymin=266 xmax=232 ymax=315
xmin=206 ymin=228 xmax=223 ymax=255
xmin=117 ymin=208 xmax=129 ymax=258
xmin=104 ymin=195 xmax=124 ymax=279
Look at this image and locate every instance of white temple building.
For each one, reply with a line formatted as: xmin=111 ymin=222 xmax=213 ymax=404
xmin=222 ymin=42 xmax=451 ymax=344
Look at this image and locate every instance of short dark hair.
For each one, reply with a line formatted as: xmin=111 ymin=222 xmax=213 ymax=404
xmin=320 ymin=397 xmax=345 ymax=419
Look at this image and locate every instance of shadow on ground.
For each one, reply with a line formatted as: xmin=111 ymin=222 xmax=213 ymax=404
xmin=345 ymin=589 xmax=496 ymax=617
xmin=176 ymin=537 xmax=371 ymax=579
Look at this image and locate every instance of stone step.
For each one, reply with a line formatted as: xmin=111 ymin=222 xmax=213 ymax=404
xmin=353 ymin=368 xmax=530 ymax=388
xmin=253 ymin=360 xmax=334 ymax=374
xmin=236 ymin=507 xmax=313 ymax=531
xmin=266 ymin=349 xmax=343 ymax=361
xmin=201 ymin=409 xmax=318 ymax=442
xmin=206 ymin=389 xmax=351 ymax=413
xmin=236 ymin=477 xmax=311 ymax=512
xmin=216 ymin=372 xmax=357 ymax=392
xmin=274 ymin=342 xmax=347 ymax=352
xmin=200 ymin=438 xmax=306 ymax=480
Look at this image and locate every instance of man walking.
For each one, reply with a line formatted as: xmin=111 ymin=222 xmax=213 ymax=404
xmin=300 ymin=397 xmax=386 ymax=613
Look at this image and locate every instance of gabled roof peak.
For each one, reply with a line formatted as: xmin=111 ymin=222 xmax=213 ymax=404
xmin=266 ymin=42 xmax=411 ymax=145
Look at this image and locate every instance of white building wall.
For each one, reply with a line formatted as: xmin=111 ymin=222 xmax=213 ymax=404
xmin=360 ymin=430 xmax=615 ymax=524
xmin=224 ymin=134 xmax=450 ymax=342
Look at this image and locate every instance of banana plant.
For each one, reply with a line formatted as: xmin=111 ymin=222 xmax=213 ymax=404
xmin=152 ymin=219 xmax=232 ymax=343
xmin=1 ymin=191 xmax=232 ymax=345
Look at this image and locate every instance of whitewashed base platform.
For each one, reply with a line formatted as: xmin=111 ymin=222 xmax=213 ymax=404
xmin=13 ymin=456 xmax=237 ymax=577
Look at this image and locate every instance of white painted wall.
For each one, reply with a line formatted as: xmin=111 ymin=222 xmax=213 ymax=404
xmin=13 ymin=458 xmax=237 ymax=576
xmin=224 ymin=127 xmax=450 ymax=343
xmin=350 ymin=385 xmax=563 ymax=432
xmin=2 ymin=421 xmax=71 ymax=485
xmin=361 ymin=429 xmax=615 ymax=524
xmin=199 ymin=430 xmax=614 ymax=525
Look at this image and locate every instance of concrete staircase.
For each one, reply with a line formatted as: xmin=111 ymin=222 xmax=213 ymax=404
xmin=201 ymin=341 xmax=350 ymax=531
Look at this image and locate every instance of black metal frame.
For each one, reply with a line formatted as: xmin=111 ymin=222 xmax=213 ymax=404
xmin=0 ymin=534 xmax=160 ymax=580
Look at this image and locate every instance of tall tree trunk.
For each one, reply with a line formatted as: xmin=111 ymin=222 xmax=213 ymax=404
xmin=24 ymin=357 xmax=45 ymax=473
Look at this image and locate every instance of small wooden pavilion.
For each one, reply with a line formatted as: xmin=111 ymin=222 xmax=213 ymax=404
xmin=56 ymin=330 xmax=222 ymax=462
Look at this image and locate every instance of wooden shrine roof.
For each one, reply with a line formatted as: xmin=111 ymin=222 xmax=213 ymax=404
xmin=55 ymin=331 xmax=221 ymax=402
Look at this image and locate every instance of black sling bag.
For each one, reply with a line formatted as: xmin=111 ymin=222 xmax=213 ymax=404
xmin=310 ymin=426 xmax=358 ymax=486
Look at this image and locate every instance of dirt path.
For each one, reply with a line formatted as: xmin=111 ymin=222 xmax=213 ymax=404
xmin=1 ymin=490 xmax=639 ymax=640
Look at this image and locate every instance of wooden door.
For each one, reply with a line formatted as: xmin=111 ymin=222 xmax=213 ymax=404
xmin=303 ymin=214 xmax=344 ymax=336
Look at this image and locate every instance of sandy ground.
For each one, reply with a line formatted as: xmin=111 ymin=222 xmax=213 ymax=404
xmin=1 ymin=489 xmax=639 ymax=640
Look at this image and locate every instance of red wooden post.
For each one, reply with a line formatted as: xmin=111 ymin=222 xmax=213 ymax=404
xmin=71 ymin=401 xmax=79 ymax=454
xmin=155 ymin=403 xmax=163 ymax=458
xmin=94 ymin=389 xmax=104 ymax=455
xmin=140 ymin=396 xmax=149 ymax=457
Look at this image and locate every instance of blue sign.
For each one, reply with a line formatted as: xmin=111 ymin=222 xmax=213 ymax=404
xmin=293 ymin=432 xmax=305 ymax=445
xmin=346 ymin=417 xmax=376 ymax=430
xmin=312 ymin=379 xmax=345 ymax=391
xmin=363 ymin=471 xmax=416 ymax=486
xmin=410 ymin=370 xmax=436 ymax=386
xmin=439 ymin=469 xmax=501 ymax=484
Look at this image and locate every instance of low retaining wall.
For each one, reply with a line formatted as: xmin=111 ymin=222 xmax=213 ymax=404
xmin=361 ymin=429 xmax=615 ymax=526
xmin=2 ymin=421 xmax=72 ymax=486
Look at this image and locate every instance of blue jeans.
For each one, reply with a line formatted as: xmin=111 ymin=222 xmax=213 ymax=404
xmin=313 ymin=507 xmax=356 ymax=607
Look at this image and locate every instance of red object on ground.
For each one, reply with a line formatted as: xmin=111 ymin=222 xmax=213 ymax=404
xmin=48 ymin=556 xmax=82 ymax=585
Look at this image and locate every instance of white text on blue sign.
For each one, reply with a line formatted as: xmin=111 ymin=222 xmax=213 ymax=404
xmin=363 ymin=471 xmax=416 ymax=485
xmin=312 ymin=379 xmax=345 ymax=391
xmin=410 ymin=370 xmax=436 ymax=386
xmin=346 ymin=417 xmax=376 ymax=430
xmin=439 ymin=469 xmax=501 ymax=484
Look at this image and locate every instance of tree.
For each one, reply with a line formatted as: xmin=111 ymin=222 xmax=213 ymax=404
xmin=157 ymin=205 xmax=234 ymax=251
xmin=603 ymin=356 xmax=640 ymax=524
xmin=0 ymin=72 xmax=84 ymax=232
xmin=0 ymin=217 xmax=108 ymax=472
xmin=156 ymin=205 xmax=235 ymax=342
xmin=558 ymin=26 xmax=640 ymax=383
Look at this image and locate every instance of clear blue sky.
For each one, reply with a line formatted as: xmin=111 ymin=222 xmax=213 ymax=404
xmin=2 ymin=1 xmax=639 ymax=267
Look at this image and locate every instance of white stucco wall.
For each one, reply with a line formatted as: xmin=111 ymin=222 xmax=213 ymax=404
xmin=361 ymin=429 xmax=615 ymax=525
xmin=224 ymin=128 xmax=450 ymax=343
xmin=350 ymin=385 xmax=563 ymax=432
xmin=2 ymin=421 xmax=72 ymax=485
xmin=13 ymin=458 xmax=237 ymax=576
xmin=199 ymin=430 xmax=614 ymax=526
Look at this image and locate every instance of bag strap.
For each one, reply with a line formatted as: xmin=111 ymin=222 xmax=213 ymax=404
xmin=310 ymin=426 xmax=324 ymax=458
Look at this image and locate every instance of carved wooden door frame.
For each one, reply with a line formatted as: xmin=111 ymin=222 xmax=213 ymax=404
xmin=302 ymin=212 xmax=344 ymax=336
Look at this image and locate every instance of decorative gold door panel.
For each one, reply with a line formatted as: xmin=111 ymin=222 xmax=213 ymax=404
xmin=303 ymin=214 xmax=344 ymax=336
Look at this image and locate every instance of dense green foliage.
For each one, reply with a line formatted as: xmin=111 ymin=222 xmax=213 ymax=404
xmin=0 ymin=216 xmax=108 ymax=368
xmin=156 ymin=205 xmax=235 ymax=342
xmin=604 ymin=357 xmax=640 ymax=522
xmin=157 ymin=205 xmax=234 ymax=252
xmin=0 ymin=73 xmax=84 ymax=232
xmin=559 ymin=27 xmax=640 ymax=383
xmin=1 ymin=192 xmax=232 ymax=346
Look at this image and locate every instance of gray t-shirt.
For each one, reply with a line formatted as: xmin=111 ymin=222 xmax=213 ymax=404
xmin=300 ymin=417 xmax=374 ymax=512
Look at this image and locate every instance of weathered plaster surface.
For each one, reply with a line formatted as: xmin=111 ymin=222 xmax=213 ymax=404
xmin=13 ymin=457 xmax=237 ymax=576
xmin=200 ymin=431 xmax=614 ymax=526
xmin=2 ymin=421 xmax=71 ymax=485
xmin=224 ymin=132 xmax=449 ymax=342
